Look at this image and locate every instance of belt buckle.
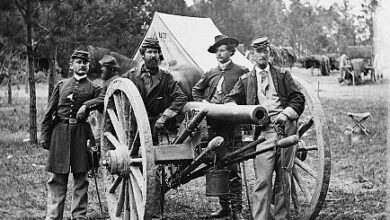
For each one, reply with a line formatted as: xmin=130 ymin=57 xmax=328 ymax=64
xmin=69 ymin=118 xmax=77 ymax=124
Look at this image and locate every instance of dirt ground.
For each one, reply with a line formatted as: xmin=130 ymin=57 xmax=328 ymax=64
xmin=0 ymin=66 xmax=388 ymax=219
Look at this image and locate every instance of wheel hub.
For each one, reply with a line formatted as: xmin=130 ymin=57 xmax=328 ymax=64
xmin=102 ymin=149 xmax=131 ymax=176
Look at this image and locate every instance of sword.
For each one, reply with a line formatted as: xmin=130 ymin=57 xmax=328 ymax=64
xmin=87 ymin=139 xmax=104 ymax=214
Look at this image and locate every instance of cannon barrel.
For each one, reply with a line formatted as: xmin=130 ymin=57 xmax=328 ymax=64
xmin=183 ymin=102 xmax=268 ymax=125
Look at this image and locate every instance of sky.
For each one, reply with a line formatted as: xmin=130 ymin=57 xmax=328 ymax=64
xmin=185 ymin=0 xmax=365 ymax=15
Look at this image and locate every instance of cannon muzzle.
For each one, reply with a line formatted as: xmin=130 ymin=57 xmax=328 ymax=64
xmin=183 ymin=102 xmax=268 ymax=125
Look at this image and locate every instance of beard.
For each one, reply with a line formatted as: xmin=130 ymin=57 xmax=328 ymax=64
xmin=257 ymin=59 xmax=268 ymax=69
xmin=145 ymin=58 xmax=159 ymax=70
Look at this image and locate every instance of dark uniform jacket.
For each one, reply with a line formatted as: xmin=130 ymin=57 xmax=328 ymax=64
xmin=124 ymin=65 xmax=187 ymax=119
xmin=192 ymin=61 xmax=249 ymax=102
xmin=225 ymin=64 xmax=305 ymax=116
xmin=192 ymin=61 xmax=249 ymax=149
xmin=41 ymin=77 xmax=104 ymax=173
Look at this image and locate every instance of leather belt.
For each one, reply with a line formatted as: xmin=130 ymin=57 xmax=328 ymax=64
xmin=59 ymin=117 xmax=85 ymax=124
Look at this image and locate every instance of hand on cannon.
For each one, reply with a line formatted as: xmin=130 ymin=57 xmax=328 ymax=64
xmin=76 ymin=105 xmax=88 ymax=121
xmin=273 ymin=112 xmax=288 ymax=127
xmin=155 ymin=114 xmax=168 ymax=133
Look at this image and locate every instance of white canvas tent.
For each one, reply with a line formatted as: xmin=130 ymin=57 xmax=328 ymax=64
xmin=132 ymin=12 xmax=253 ymax=98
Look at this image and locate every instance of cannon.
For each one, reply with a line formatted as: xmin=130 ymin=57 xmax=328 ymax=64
xmin=97 ymin=75 xmax=330 ymax=220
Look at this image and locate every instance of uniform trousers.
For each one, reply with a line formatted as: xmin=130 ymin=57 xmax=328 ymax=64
xmin=45 ymin=172 xmax=89 ymax=220
xmin=252 ymin=120 xmax=296 ymax=220
xmin=210 ymin=120 xmax=243 ymax=213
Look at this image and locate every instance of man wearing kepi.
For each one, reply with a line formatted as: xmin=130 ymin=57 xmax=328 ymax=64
xmin=124 ymin=38 xmax=187 ymax=145
xmin=89 ymin=55 xmax=121 ymax=146
xmin=40 ymin=50 xmax=104 ymax=220
xmin=192 ymin=35 xmax=249 ymax=220
xmin=225 ymin=37 xmax=305 ymax=220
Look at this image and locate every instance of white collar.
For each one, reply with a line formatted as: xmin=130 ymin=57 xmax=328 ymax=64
xmin=73 ymin=74 xmax=87 ymax=81
xmin=218 ymin=60 xmax=232 ymax=70
xmin=254 ymin=64 xmax=270 ymax=74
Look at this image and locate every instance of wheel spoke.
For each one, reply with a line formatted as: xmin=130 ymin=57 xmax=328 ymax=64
xmin=130 ymin=166 xmax=145 ymax=192
xmin=293 ymin=168 xmax=312 ymax=202
xmin=123 ymin=177 xmax=130 ymax=220
xmin=295 ymin=158 xmax=317 ymax=178
xmin=130 ymin=131 xmax=140 ymax=156
xmin=128 ymin=174 xmax=139 ymax=220
xmin=115 ymin=178 xmax=127 ymax=217
xmin=291 ymin=176 xmax=300 ymax=213
xmin=130 ymin=172 xmax=145 ymax=218
xmin=114 ymin=92 xmax=125 ymax=131
xmin=109 ymin=176 xmax=123 ymax=193
xmin=129 ymin=158 xmax=143 ymax=165
xmin=123 ymin=96 xmax=131 ymax=147
xmin=107 ymin=108 xmax=126 ymax=144
xmin=104 ymin=132 xmax=122 ymax=150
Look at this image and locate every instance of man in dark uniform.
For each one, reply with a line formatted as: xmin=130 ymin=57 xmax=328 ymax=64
xmin=192 ymin=35 xmax=249 ymax=220
xmin=89 ymin=54 xmax=121 ymax=145
xmin=124 ymin=38 xmax=187 ymax=145
xmin=225 ymin=37 xmax=305 ymax=220
xmin=40 ymin=50 xmax=104 ymax=220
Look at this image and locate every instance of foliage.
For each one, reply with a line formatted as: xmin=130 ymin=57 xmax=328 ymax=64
xmin=0 ymin=0 xmax=377 ymax=73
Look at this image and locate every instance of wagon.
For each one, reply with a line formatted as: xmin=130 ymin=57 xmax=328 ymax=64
xmin=344 ymin=46 xmax=376 ymax=85
xmin=97 ymin=74 xmax=331 ymax=220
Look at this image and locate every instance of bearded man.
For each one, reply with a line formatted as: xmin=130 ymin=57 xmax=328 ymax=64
xmin=124 ymin=38 xmax=188 ymax=144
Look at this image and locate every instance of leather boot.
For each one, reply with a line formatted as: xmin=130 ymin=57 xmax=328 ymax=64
xmin=232 ymin=212 xmax=245 ymax=220
xmin=209 ymin=208 xmax=231 ymax=218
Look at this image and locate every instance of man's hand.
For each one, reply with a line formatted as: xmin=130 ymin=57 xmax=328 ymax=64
xmin=40 ymin=139 xmax=50 ymax=150
xmin=154 ymin=115 xmax=168 ymax=132
xmin=76 ymin=105 xmax=88 ymax=120
xmin=273 ymin=112 xmax=288 ymax=126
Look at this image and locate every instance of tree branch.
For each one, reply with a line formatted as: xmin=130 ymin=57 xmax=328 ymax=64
xmin=15 ymin=0 xmax=27 ymax=18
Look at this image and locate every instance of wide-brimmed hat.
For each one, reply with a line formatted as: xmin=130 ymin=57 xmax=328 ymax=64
xmin=70 ymin=50 xmax=90 ymax=62
xmin=99 ymin=55 xmax=120 ymax=70
xmin=208 ymin=35 xmax=239 ymax=53
xmin=251 ymin=36 xmax=270 ymax=49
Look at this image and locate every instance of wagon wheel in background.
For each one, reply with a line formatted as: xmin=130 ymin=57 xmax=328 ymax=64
xmin=291 ymin=76 xmax=331 ymax=220
xmin=101 ymin=78 xmax=161 ymax=220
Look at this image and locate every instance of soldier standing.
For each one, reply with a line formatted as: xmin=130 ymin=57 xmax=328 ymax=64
xmin=225 ymin=37 xmax=305 ymax=220
xmin=124 ymin=38 xmax=188 ymax=145
xmin=89 ymin=55 xmax=121 ymax=146
xmin=192 ymin=35 xmax=249 ymax=220
xmin=40 ymin=50 xmax=104 ymax=220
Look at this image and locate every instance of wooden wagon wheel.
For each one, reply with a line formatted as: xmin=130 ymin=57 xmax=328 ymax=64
xmin=291 ymin=76 xmax=331 ymax=220
xmin=101 ymin=78 xmax=161 ymax=220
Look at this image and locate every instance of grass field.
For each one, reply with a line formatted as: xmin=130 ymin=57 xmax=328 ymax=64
xmin=0 ymin=68 xmax=388 ymax=219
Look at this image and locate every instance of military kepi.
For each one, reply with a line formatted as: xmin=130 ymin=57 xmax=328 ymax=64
xmin=142 ymin=38 xmax=161 ymax=50
xmin=99 ymin=55 xmax=120 ymax=70
xmin=208 ymin=35 xmax=239 ymax=53
xmin=251 ymin=36 xmax=270 ymax=49
xmin=71 ymin=50 xmax=90 ymax=62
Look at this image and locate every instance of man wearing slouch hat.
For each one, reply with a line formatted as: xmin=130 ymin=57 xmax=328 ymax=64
xmin=192 ymin=34 xmax=249 ymax=220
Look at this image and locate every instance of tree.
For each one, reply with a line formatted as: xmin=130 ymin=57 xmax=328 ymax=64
xmin=14 ymin=0 xmax=38 ymax=144
xmin=358 ymin=0 xmax=378 ymax=45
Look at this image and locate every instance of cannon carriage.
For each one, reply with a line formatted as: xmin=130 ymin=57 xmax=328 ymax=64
xmin=98 ymin=75 xmax=330 ymax=220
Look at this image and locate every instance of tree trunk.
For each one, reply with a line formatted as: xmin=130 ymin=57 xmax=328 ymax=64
xmin=26 ymin=0 xmax=38 ymax=144
xmin=48 ymin=43 xmax=56 ymax=101
xmin=7 ymin=75 xmax=12 ymax=105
